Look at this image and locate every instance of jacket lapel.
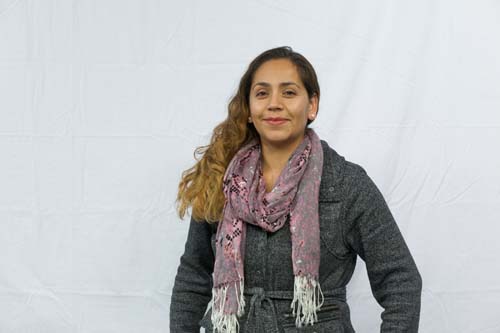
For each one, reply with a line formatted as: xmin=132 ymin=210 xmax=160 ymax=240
xmin=319 ymin=140 xmax=345 ymax=203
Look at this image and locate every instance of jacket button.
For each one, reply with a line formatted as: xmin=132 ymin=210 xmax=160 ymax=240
xmin=329 ymin=186 xmax=335 ymax=192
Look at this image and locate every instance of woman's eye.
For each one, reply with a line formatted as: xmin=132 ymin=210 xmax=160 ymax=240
xmin=255 ymin=90 xmax=295 ymax=97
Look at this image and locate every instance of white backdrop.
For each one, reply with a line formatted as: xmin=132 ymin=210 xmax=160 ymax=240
xmin=1 ymin=0 xmax=499 ymax=332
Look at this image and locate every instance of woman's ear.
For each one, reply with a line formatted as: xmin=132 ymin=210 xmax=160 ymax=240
xmin=308 ymin=94 xmax=319 ymax=120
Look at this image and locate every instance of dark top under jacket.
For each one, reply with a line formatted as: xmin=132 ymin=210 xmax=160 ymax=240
xmin=170 ymin=140 xmax=422 ymax=332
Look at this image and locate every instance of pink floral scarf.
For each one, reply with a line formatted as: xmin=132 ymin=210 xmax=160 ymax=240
xmin=210 ymin=128 xmax=324 ymax=332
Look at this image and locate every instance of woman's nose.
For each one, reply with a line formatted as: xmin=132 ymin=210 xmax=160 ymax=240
xmin=268 ymin=92 xmax=283 ymax=110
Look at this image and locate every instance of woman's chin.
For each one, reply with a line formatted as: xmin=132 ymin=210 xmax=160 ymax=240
xmin=260 ymin=133 xmax=300 ymax=148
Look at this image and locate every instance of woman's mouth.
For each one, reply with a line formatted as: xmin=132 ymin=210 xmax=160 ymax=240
xmin=264 ymin=119 xmax=288 ymax=125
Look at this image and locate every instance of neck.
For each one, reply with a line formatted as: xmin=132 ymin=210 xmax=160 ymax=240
xmin=260 ymin=134 xmax=305 ymax=173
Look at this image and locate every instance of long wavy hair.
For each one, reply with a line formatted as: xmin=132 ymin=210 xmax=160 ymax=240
xmin=176 ymin=46 xmax=321 ymax=223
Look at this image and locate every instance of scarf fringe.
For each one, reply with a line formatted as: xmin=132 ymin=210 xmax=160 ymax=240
xmin=210 ymin=279 xmax=245 ymax=333
xmin=291 ymin=275 xmax=324 ymax=327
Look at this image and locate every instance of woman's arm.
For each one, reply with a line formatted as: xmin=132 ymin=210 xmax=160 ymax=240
xmin=170 ymin=216 xmax=215 ymax=333
xmin=343 ymin=165 xmax=422 ymax=332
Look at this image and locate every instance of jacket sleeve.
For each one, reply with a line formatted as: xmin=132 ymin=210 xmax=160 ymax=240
xmin=169 ymin=216 xmax=215 ymax=332
xmin=343 ymin=165 xmax=422 ymax=332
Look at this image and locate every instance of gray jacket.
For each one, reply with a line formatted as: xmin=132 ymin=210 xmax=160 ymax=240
xmin=170 ymin=140 xmax=422 ymax=332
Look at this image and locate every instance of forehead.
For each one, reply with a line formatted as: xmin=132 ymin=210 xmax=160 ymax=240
xmin=252 ymin=59 xmax=301 ymax=84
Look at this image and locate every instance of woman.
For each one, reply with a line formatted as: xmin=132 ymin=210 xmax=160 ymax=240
xmin=170 ymin=46 xmax=422 ymax=333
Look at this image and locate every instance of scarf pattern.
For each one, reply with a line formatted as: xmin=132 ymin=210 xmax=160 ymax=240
xmin=210 ymin=128 xmax=324 ymax=332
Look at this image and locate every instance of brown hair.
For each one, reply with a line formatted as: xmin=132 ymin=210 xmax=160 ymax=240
xmin=176 ymin=46 xmax=320 ymax=223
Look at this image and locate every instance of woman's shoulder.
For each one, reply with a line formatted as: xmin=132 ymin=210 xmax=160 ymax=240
xmin=319 ymin=139 xmax=369 ymax=189
xmin=319 ymin=139 xmax=383 ymax=210
xmin=319 ymin=141 xmax=392 ymax=244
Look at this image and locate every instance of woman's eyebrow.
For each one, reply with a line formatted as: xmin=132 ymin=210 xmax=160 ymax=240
xmin=252 ymin=82 xmax=301 ymax=89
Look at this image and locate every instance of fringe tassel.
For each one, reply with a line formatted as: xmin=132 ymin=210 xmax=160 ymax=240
xmin=290 ymin=275 xmax=324 ymax=327
xmin=209 ymin=279 xmax=245 ymax=333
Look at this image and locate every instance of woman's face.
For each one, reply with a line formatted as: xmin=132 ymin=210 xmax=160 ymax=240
xmin=249 ymin=58 xmax=318 ymax=150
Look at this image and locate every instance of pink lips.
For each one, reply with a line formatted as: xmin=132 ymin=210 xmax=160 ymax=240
xmin=264 ymin=118 xmax=288 ymax=125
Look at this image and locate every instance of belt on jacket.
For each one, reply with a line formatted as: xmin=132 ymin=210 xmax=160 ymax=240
xmin=243 ymin=286 xmax=347 ymax=332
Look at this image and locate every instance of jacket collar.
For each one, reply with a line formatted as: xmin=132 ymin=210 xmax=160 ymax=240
xmin=319 ymin=140 xmax=345 ymax=202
